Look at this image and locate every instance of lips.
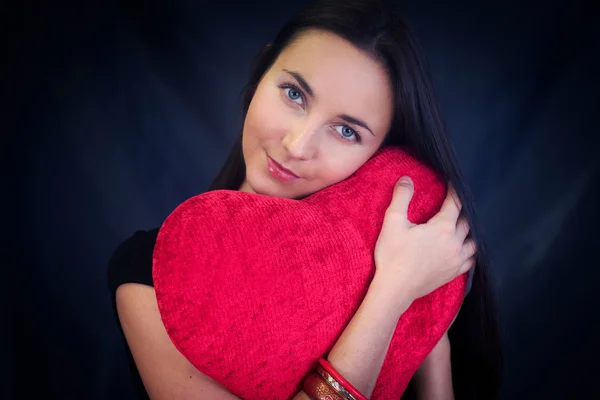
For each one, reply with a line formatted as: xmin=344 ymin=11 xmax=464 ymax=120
xmin=267 ymin=155 xmax=299 ymax=182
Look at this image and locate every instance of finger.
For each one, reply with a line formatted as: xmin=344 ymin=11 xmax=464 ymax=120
xmin=436 ymin=183 xmax=462 ymax=223
xmin=455 ymin=215 xmax=470 ymax=241
xmin=460 ymin=238 xmax=477 ymax=263
xmin=458 ymin=255 xmax=476 ymax=275
xmin=387 ymin=176 xmax=415 ymax=226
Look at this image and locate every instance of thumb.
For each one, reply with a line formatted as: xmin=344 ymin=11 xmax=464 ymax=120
xmin=388 ymin=176 xmax=414 ymax=225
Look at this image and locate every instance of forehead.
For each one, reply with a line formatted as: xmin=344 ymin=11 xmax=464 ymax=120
xmin=272 ymin=30 xmax=393 ymax=133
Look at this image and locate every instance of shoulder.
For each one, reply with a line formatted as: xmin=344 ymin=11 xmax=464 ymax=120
xmin=108 ymin=228 xmax=160 ymax=295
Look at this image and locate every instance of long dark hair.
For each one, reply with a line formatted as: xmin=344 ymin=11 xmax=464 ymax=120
xmin=208 ymin=0 xmax=502 ymax=398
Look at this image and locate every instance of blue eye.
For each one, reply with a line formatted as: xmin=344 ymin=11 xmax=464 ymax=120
xmin=286 ymin=87 xmax=302 ymax=101
xmin=278 ymin=83 xmax=304 ymax=105
xmin=334 ymin=125 xmax=361 ymax=143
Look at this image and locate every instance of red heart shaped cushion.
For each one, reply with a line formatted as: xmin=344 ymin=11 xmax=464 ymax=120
xmin=153 ymin=146 xmax=467 ymax=399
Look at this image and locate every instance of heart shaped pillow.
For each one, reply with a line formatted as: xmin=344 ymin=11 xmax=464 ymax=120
xmin=153 ymin=146 xmax=467 ymax=399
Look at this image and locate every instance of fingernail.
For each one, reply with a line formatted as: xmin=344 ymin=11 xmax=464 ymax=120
xmin=398 ymin=177 xmax=413 ymax=186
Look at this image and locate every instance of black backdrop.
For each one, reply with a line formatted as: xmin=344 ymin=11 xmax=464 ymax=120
xmin=13 ymin=0 xmax=599 ymax=399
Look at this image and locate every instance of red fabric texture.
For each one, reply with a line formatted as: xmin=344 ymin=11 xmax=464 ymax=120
xmin=153 ymin=146 xmax=467 ymax=399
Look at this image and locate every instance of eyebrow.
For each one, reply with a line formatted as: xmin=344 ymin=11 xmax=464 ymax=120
xmin=338 ymin=114 xmax=374 ymax=136
xmin=283 ymin=69 xmax=314 ymax=98
xmin=282 ymin=68 xmax=375 ymax=136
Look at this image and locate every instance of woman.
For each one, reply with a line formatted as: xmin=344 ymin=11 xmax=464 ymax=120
xmin=108 ymin=0 xmax=502 ymax=398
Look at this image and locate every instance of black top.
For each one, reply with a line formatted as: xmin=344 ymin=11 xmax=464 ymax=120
xmin=108 ymin=228 xmax=160 ymax=400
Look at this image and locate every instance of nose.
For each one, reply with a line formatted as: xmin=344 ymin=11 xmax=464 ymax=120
xmin=281 ymin=121 xmax=318 ymax=160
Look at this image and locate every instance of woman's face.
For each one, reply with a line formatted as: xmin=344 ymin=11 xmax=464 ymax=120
xmin=240 ymin=29 xmax=394 ymax=199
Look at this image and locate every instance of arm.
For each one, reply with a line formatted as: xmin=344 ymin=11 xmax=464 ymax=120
xmin=117 ymin=273 xmax=415 ymax=400
xmin=413 ymin=333 xmax=454 ymax=400
xmin=117 ymin=180 xmax=474 ymax=399
xmin=413 ymin=297 xmax=461 ymax=399
xmin=116 ymin=283 xmax=237 ymax=400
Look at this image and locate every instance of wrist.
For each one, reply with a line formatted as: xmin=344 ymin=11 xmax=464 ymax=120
xmin=369 ymin=273 xmax=415 ymax=319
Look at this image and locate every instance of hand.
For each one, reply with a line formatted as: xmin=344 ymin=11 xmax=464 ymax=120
xmin=374 ymin=177 xmax=476 ymax=301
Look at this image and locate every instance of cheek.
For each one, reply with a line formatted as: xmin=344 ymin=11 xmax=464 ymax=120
xmin=244 ymin=85 xmax=286 ymax=143
xmin=317 ymin=155 xmax=370 ymax=186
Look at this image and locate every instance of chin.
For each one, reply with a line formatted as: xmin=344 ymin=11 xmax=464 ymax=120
xmin=247 ymin=175 xmax=301 ymax=199
xmin=245 ymin=170 xmax=281 ymax=197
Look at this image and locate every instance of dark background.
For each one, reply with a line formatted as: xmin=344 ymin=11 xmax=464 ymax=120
xmin=12 ymin=0 xmax=599 ymax=399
